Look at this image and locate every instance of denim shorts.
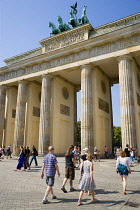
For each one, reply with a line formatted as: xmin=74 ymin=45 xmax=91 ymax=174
xmin=119 ymin=171 xmax=128 ymax=176
xmin=46 ymin=176 xmax=55 ymax=186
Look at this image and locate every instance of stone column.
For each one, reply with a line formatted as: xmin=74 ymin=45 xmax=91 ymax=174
xmin=13 ymin=81 xmax=27 ymax=154
xmin=74 ymin=88 xmax=78 ymax=146
xmin=38 ymin=75 xmax=51 ymax=155
xmin=118 ymin=55 xmax=136 ymax=149
xmin=0 ymin=86 xmax=6 ymax=146
xmin=81 ymin=65 xmax=93 ymax=153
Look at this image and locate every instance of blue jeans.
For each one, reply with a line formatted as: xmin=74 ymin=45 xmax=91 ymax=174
xmin=30 ymin=155 xmax=38 ymax=166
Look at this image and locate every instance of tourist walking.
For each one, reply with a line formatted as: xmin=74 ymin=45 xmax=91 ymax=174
xmin=80 ymin=147 xmax=91 ymax=194
xmin=124 ymin=144 xmax=132 ymax=166
xmin=116 ymin=150 xmax=131 ymax=194
xmin=78 ymin=153 xmax=97 ymax=206
xmin=14 ymin=146 xmax=27 ymax=171
xmin=104 ymin=146 xmax=109 ymax=158
xmin=115 ymin=148 xmax=121 ymax=160
xmin=124 ymin=144 xmax=131 ymax=157
xmin=6 ymin=145 xmax=12 ymax=159
xmin=81 ymin=147 xmax=89 ymax=162
xmin=41 ymin=146 xmax=60 ymax=204
xmin=2 ymin=146 xmax=6 ymax=159
xmin=29 ymin=145 xmax=38 ymax=167
xmin=61 ymin=145 xmax=76 ymax=193
xmin=0 ymin=146 xmax=2 ymax=160
xmin=25 ymin=146 xmax=30 ymax=170
xmin=93 ymin=147 xmax=100 ymax=161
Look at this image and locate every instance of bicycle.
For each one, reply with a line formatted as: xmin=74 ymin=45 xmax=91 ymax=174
xmin=93 ymin=154 xmax=100 ymax=162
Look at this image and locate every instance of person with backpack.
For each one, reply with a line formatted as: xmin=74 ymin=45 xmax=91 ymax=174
xmin=116 ymin=150 xmax=131 ymax=194
xmin=29 ymin=145 xmax=38 ymax=167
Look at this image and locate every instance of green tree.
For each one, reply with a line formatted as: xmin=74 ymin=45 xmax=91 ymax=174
xmin=113 ymin=126 xmax=122 ymax=147
xmin=76 ymin=122 xmax=122 ymax=148
xmin=77 ymin=121 xmax=81 ymax=145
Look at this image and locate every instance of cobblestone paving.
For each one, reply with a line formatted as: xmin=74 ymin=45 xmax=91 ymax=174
xmin=0 ymin=157 xmax=140 ymax=209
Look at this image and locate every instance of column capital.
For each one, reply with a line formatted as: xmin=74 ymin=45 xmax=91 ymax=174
xmin=80 ymin=64 xmax=92 ymax=70
xmin=41 ymin=74 xmax=53 ymax=79
xmin=18 ymin=80 xmax=29 ymax=84
xmin=74 ymin=85 xmax=80 ymax=92
xmin=117 ymin=54 xmax=132 ymax=63
xmin=0 ymin=84 xmax=8 ymax=88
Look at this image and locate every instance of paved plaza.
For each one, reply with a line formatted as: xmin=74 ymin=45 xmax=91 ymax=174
xmin=0 ymin=156 xmax=140 ymax=210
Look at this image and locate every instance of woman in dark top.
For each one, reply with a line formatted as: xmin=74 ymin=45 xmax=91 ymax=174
xmin=25 ymin=146 xmax=30 ymax=170
xmin=29 ymin=145 xmax=38 ymax=167
xmin=124 ymin=144 xmax=131 ymax=157
xmin=61 ymin=145 xmax=76 ymax=193
xmin=14 ymin=146 xmax=27 ymax=171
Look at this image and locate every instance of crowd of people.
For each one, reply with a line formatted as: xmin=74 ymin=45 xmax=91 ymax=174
xmin=14 ymin=145 xmax=38 ymax=171
xmin=41 ymin=143 xmax=138 ymax=205
xmin=41 ymin=145 xmax=97 ymax=206
xmin=0 ymin=145 xmax=38 ymax=169
xmin=0 ymin=145 xmax=12 ymax=160
xmin=1 ymin=143 xmax=138 ymax=206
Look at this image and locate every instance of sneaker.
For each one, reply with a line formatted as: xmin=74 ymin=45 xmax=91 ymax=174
xmin=61 ymin=187 xmax=67 ymax=193
xmin=42 ymin=199 xmax=50 ymax=204
xmin=51 ymin=195 xmax=57 ymax=199
xmin=70 ymin=188 xmax=77 ymax=192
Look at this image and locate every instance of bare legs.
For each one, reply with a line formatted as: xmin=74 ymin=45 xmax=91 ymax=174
xmin=120 ymin=175 xmax=127 ymax=193
xmin=78 ymin=189 xmax=96 ymax=205
xmin=62 ymin=178 xmax=73 ymax=188
xmin=44 ymin=186 xmax=53 ymax=198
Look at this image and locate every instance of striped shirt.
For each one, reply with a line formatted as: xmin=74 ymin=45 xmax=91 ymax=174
xmin=43 ymin=153 xmax=58 ymax=177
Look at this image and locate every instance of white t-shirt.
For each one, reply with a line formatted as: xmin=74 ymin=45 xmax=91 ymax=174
xmin=116 ymin=156 xmax=130 ymax=170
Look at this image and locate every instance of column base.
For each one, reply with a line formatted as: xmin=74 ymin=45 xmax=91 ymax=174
xmin=38 ymin=153 xmax=46 ymax=157
xmin=12 ymin=152 xmax=19 ymax=156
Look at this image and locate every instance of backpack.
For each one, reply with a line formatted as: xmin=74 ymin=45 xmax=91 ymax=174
xmin=35 ymin=150 xmax=38 ymax=156
xmin=117 ymin=163 xmax=127 ymax=173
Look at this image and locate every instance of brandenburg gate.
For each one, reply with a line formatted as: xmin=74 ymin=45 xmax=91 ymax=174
xmin=0 ymin=12 xmax=140 ymax=155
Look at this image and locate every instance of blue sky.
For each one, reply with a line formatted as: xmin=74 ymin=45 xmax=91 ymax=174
xmin=0 ymin=0 xmax=140 ymax=126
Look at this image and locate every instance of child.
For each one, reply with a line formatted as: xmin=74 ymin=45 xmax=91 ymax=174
xmin=78 ymin=153 xmax=97 ymax=206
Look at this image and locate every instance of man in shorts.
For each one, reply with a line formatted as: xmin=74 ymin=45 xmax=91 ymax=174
xmin=41 ymin=146 xmax=60 ymax=204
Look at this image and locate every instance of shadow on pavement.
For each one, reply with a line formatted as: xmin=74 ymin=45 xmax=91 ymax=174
xmin=52 ymin=198 xmax=125 ymax=207
xmin=131 ymin=170 xmax=140 ymax=172
xmin=96 ymin=189 xmax=119 ymax=195
xmin=52 ymin=197 xmax=90 ymax=204
xmin=126 ymin=190 xmax=140 ymax=194
xmin=97 ymin=200 xmax=125 ymax=207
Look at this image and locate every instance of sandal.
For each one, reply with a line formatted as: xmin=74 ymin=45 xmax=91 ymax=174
xmin=77 ymin=200 xmax=83 ymax=206
xmin=77 ymin=202 xmax=83 ymax=206
xmin=92 ymin=199 xmax=98 ymax=202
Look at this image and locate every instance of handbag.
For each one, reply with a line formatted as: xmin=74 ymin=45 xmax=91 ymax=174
xmin=117 ymin=163 xmax=127 ymax=173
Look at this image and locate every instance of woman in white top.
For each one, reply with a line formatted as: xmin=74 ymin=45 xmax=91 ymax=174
xmin=116 ymin=150 xmax=131 ymax=194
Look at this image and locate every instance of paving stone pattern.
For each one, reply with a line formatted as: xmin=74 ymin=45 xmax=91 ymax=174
xmin=0 ymin=157 xmax=140 ymax=210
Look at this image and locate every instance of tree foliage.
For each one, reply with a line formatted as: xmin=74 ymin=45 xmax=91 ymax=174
xmin=76 ymin=122 xmax=122 ymax=148
xmin=77 ymin=121 xmax=81 ymax=145
xmin=113 ymin=126 xmax=122 ymax=147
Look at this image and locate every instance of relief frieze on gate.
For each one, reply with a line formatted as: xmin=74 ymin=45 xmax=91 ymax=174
xmin=1 ymin=33 xmax=140 ymax=82
xmin=44 ymin=32 xmax=85 ymax=52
